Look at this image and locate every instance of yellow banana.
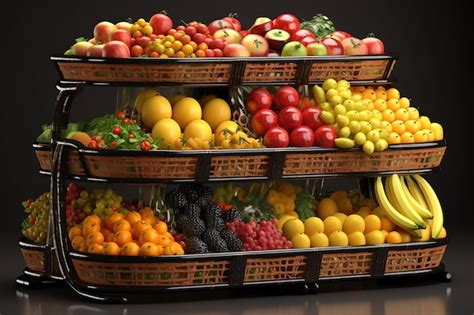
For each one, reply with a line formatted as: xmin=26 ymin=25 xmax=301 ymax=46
xmin=412 ymin=175 xmax=444 ymax=238
xmin=400 ymin=176 xmax=432 ymax=219
xmin=389 ymin=174 xmax=426 ymax=228
xmin=405 ymin=176 xmax=428 ymax=209
xmin=374 ymin=177 xmax=419 ymax=231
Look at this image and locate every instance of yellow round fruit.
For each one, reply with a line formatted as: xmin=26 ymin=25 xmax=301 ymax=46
xmin=380 ymin=217 xmax=395 ymax=232
xmin=333 ymin=212 xmax=347 ymax=224
xmin=317 ymin=198 xmax=338 ymax=220
xmin=335 ymin=198 xmax=353 ymax=215
xmin=407 ymin=107 xmax=420 ymax=120
xmin=322 ymin=78 xmax=338 ymax=91
xmin=291 ymin=233 xmax=311 ymax=248
xmin=134 ymin=88 xmax=160 ymax=113
xmin=435 ymin=227 xmax=447 ymax=239
xmin=431 ymin=123 xmax=444 ymax=140
xmin=168 ymin=93 xmax=186 ymax=106
xmin=394 ymin=108 xmax=409 ymax=121
xmin=381 ymin=230 xmax=388 ymax=239
xmin=387 ymin=132 xmax=401 ymax=144
xmin=365 ymin=230 xmax=385 ymax=245
xmin=184 ymin=119 xmax=212 ymax=141
xmin=310 ymin=232 xmax=329 ymax=247
xmin=323 ymin=216 xmax=342 ymax=236
xmin=282 ymin=219 xmax=305 ymax=240
xmin=329 ymin=231 xmax=349 ymax=246
xmin=416 ymin=225 xmax=431 ymax=242
xmin=141 ymin=95 xmax=172 ymax=129
xmin=373 ymin=99 xmax=387 ymax=111
xmin=330 ymin=191 xmax=348 ymax=200
xmin=414 ymin=130 xmax=429 ymax=143
xmin=400 ymin=132 xmax=415 ymax=143
xmin=386 ymin=88 xmax=400 ymax=100
xmin=151 ymin=118 xmax=181 ymax=146
xmin=386 ymin=231 xmax=402 ymax=244
xmin=304 ymin=217 xmax=324 ymax=236
xmin=215 ymin=120 xmax=239 ymax=144
xmin=343 ymin=214 xmax=366 ymax=234
xmin=391 ymin=120 xmax=406 ymax=135
xmin=386 ymin=99 xmax=400 ymax=111
xmin=172 ymin=97 xmax=202 ymax=129
xmin=399 ymin=97 xmax=410 ymax=109
xmin=364 ymin=214 xmax=381 ymax=233
xmin=375 ymin=89 xmax=387 ymax=100
xmin=418 ymin=116 xmax=431 ymax=129
xmin=277 ymin=215 xmax=295 ymax=230
xmin=198 ymin=94 xmax=217 ymax=106
xmin=362 ymin=89 xmax=376 ymax=101
xmin=348 ymin=231 xmax=366 ymax=246
xmin=399 ymin=230 xmax=412 ymax=243
xmin=202 ymin=98 xmax=231 ymax=131
xmin=355 ymin=206 xmax=371 ymax=218
xmin=286 ymin=211 xmax=299 ymax=218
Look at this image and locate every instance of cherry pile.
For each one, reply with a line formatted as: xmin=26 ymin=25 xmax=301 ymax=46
xmin=226 ymin=219 xmax=292 ymax=251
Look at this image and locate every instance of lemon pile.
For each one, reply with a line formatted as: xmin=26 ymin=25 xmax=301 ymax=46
xmin=313 ymin=79 xmax=444 ymax=154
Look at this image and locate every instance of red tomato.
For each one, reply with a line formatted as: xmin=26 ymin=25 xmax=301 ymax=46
xmin=278 ymin=106 xmax=303 ymax=131
xmin=273 ymin=14 xmax=300 ymax=34
xmin=112 ymin=126 xmax=122 ymax=135
xmin=149 ymin=13 xmax=173 ymax=35
xmin=302 ymin=107 xmax=323 ymax=130
xmin=264 ymin=127 xmax=289 ymax=148
xmin=274 ymin=86 xmax=299 ymax=109
xmin=251 ymin=109 xmax=278 ymax=136
xmin=290 ymin=126 xmax=314 ymax=147
xmin=140 ymin=140 xmax=151 ymax=151
xmin=313 ymin=126 xmax=336 ymax=148
xmin=246 ymin=88 xmax=272 ymax=113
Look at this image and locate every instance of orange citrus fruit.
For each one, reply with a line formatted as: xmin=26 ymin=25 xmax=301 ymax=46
xmin=125 ymin=211 xmax=142 ymax=226
xmin=139 ymin=228 xmax=160 ymax=244
xmin=103 ymin=242 xmax=121 ymax=255
xmin=68 ymin=226 xmax=82 ymax=241
xmin=113 ymin=219 xmax=132 ymax=233
xmin=139 ymin=242 xmax=160 ymax=256
xmin=153 ymin=221 xmax=168 ymax=234
xmin=121 ymin=242 xmax=140 ymax=256
xmin=88 ymin=243 xmax=104 ymax=254
xmin=82 ymin=222 xmax=100 ymax=237
xmin=133 ymin=220 xmax=152 ymax=239
xmin=86 ymin=231 xmax=105 ymax=246
xmin=105 ymin=213 xmax=124 ymax=230
xmin=71 ymin=235 xmax=85 ymax=251
xmin=114 ymin=230 xmax=133 ymax=246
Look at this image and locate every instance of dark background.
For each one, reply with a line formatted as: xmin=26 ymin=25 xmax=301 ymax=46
xmin=1 ymin=0 xmax=473 ymax=313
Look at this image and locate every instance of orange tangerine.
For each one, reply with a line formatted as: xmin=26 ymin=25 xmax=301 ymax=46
xmin=380 ymin=217 xmax=395 ymax=232
xmin=362 ymin=99 xmax=374 ymax=110
xmin=382 ymin=109 xmax=395 ymax=122
xmin=153 ymin=221 xmax=168 ymax=234
xmin=142 ymin=215 xmax=156 ymax=226
xmin=71 ymin=235 xmax=85 ymax=251
xmin=375 ymin=89 xmax=387 ymax=100
xmin=387 ymin=132 xmax=401 ymax=144
xmin=139 ymin=242 xmax=160 ymax=256
xmin=414 ymin=130 xmax=429 ymax=143
xmin=156 ymin=235 xmax=171 ymax=247
xmin=83 ymin=215 xmax=101 ymax=226
xmin=114 ymin=230 xmax=133 ymax=246
xmin=88 ymin=243 xmax=104 ymax=254
xmin=82 ymin=222 xmax=100 ymax=237
xmin=125 ymin=211 xmax=142 ymax=226
xmin=105 ymin=213 xmax=124 ymax=230
xmin=405 ymin=120 xmax=421 ymax=134
xmin=362 ymin=89 xmax=376 ymax=101
xmin=380 ymin=121 xmax=393 ymax=133
xmin=121 ymin=242 xmax=140 ymax=256
xmin=139 ymin=228 xmax=160 ymax=244
xmin=163 ymin=231 xmax=174 ymax=240
xmin=86 ymin=231 xmax=104 ymax=246
xmin=400 ymin=132 xmax=415 ymax=143
xmin=391 ymin=120 xmax=406 ymax=134
xmin=419 ymin=116 xmax=431 ymax=129
xmin=386 ymin=99 xmax=400 ymax=111
xmin=103 ymin=242 xmax=121 ymax=255
xmin=68 ymin=226 xmax=82 ymax=241
xmin=352 ymin=86 xmax=366 ymax=93
xmin=386 ymin=88 xmax=400 ymax=100
xmin=79 ymin=242 xmax=88 ymax=252
xmin=113 ymin=219 xmax=132 ymax=233
xmin=139 ymin=207 xmax=154 ymax=216
xmin=394 ymin=108 xmax=409 ymax=121
xmin=373 ymin=99 xmax=387 ymax=111
xmin=104 ymin=230 xmax=115 ymax=242
xmin=399 ymin=97 xmax=410 ymax=109
xmin=407 ymin=107 xmax=420 ymax=120
xmin=133 ymin=220 xmax=152 ymax=239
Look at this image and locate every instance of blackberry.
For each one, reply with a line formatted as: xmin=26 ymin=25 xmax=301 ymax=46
xmin=184 ymin=203 xmax=201 ymax=219
xmin=221 ymin=230 xmax=243 ymax=252
xmin=185 ymin=236 xmax=209 ymax=254
xmin=206 ymin=216 xmax=225 ymax=231
xmin=207 ymin=236 xmax=229 ymax=253
xmin=183 ymin=216 xmax=205 ymax=237
xmin=173 ymin=191 xmax=188 ymax=209
xmin=202 ymin=229 xmax=221 ymax=245
xmin=179 ymin=184 xmax=199 ymax=202
xmin=165 ymin=189 xmax=177 ymax=206
xmin=203 ymin=204 xmax=221 ymax=222
xmin=197 ymin=186 xmax=213 ymax=207
xmin=222 ymin=207 xmax=241 ymax=222
xmin=175 ymin=215 xmax=189 ymax=231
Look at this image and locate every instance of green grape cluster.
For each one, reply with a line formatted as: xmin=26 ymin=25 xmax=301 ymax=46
xmin=69 ymin=188 xmax=126 ymax=218
xmin=21 ymin=193 xmax=50 ymax=245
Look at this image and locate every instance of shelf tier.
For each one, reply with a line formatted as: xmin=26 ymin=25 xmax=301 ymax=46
xmin=34 ymin=140 xmax=446 ymax=184
xmin=51 ymin=55 xmax=396 ymax=87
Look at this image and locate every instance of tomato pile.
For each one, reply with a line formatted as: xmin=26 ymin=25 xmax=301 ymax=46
xmin=65 ymin=12 xmax=385 ymax=58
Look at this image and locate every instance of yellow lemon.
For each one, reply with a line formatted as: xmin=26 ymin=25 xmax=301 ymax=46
xmin=151 ymin=118 xmax=181 ymax=146
xmin=134 ymin=88 xmax=160 ymax=113
xmin=183 ymin=119 xmax=212 ymax=141
xmin=310 ymin=232 xmax=329 ymax=247
xmin=304 ymin=217 xmax=324 ymax=236
xmin=168 ymin=93 xmax=186 ymax=106
xmin=172 ymin=97 xmax=202 ymax=129
xmin=141 ymin=95 xmax=172 ymax=129
xmin=329 ymin=231 xmax=349 ymax=246
xmin=202 ymin=98 xmax=232 ymax=131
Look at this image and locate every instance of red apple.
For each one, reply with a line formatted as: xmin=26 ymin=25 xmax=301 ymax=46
xmin=274 ymin=86 xmax=299 ymax=109
xmin=111 ymin=29 xmax=132 ymax=47
xmin=302 ymin=107 xmax=323 ymax=130
xmin=102 ymin=41 xmax=131 ymax=58
xmin=86 ymin=44 xmax=105 ymax=57
xmin=223 ymin=14 xmax=242 ymax=32
xmin=213 ymin=29 xmax=241 ymax=43
xmin=93 ymin=21 xmax=117 ymax=43
xmin=71 ymin=41 xmax=93 ymax=56
xmin=223 ymin=43 xmax=251 ymax=57
xmin=278 ymin=106 xmax=303 ymax=131
xmin=264 ymin=29 xmax=290 ymax=52
xmin=307 ymin=42 xmax=328 ymax=56
xmin=362 ymin=36 xmax=385 ymax=54
xmin=290 ymin=126 xmax=314 ymax=147
xmin=240 ymin=30 xmax=249 ymax=37
xmin=241 ymin=34 xmax=269 ymax=57
xmin=249 ymin=17 xmax=273 ymax=36
xmin=208 ymin=19 xmax=235 ymax=35
xmin=341 ymin=37 xmax=368 ymax=55
xmin=213 ymin=49 xmax=224 ymax=57
xmin=264 ymin=127 xmax=289 ymax=148
xmin=209 ymin=38 xmax=226 ymax=50
xmin=321 ymin=37 xmax=344 ymax=55
xmin=149 ymin=13 xmax=173 ymax=35
xmin=251 ymin=109 xmax=278 ymax=136
xmin=313 ymin=125 xmax=336 ymax=148
xmin=330 ymin=31 xmax=351 ymax=41
xmin=291 ymin=29 xmax=315 ymax=41
xmin=300 ymin=36 xmax=318 ymax=46
xmin=246 ymin=88 xmax=272 ymax=113
xmin=116 ymin=22 xmax=133 ymax=31
xmin=267 ymin=51 xmax=280 ymax=57
xmin=273 ymin=14 xmax=300 ymax=34
xmin=88 ymin=38 xmax=97 ymax=45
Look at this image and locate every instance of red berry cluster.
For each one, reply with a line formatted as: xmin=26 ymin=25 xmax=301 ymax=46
xmin=65 ymin=183 xmax=86 ymax=228
xmin=226 ymin=219 xmax=292 ymax=251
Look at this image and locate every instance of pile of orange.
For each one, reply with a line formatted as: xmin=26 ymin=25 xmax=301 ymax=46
xmin=68 ymin=207 xmax=184 ymax=256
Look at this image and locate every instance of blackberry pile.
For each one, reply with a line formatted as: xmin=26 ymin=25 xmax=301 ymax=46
xmin=168 ymin=184 xmax=243 ymax=254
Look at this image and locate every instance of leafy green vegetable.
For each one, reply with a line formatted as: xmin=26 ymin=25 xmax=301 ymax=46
xmin=37 ymin=124 xmax=52 ymax=143
xmin=300 ymin=14 xmax=336 ymax=39
xmin=295 ymin=190 xmax=316 ymax=220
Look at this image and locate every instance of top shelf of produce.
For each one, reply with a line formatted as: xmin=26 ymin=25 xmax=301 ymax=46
xmin=56 ymin=13 xmax=395 ymax=86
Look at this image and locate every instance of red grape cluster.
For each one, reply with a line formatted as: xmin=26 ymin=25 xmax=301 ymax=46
xmin=226 ymin=219 xmax=292 ymax=251
xmin=65 ymin=183 xmax=86 ymax=228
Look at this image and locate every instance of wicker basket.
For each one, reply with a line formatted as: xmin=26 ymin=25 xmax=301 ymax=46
xmin=69 ymin=240 xmax=446 ymax=287
xmin=309 ymin=59 xmax=394 ymax=81
xmin=19 ymin=239 xmax=61 ymax=277
xmin=33 ymin=143 xmax=85 ymax=175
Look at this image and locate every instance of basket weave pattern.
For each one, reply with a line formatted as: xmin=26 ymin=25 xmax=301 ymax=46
xmin=309 ymin=60 xmax=389 ymax=81
xmin=21 ymin=248 xmax=45 ymax=272
xmin=319 ymin=252 xmax=374 ymax=277
xmin=209 ymin=155 xmax=270 ymax=178
xmin=283 ymin=147 xmax=446 ymax=175
xmin=35 ymin=150 xmax=85 ymax=175
xmin=385 ymin=245 xmax=446 ymax=273
xmin=84 ymin=156 xmax=198 ymax=179
xmin=244 ymin=256 xmax=306 ymax=282
xmin=243 ymin=62 xmax=297 ymax=82
xmin=72 ymin=259 xmax=231 ymax=286
xmin=58 ymin=62 xmax=232 ymax=83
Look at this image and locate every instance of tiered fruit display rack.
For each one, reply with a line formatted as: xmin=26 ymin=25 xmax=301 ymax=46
xmin=18 ymin=54 xmax=450 ymax=302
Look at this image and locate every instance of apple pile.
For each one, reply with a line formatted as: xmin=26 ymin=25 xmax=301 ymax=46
xmin=65 ymin=12 xmax=385 ymax=58
xmin=247 ymin=87 xmax=336 ymax=148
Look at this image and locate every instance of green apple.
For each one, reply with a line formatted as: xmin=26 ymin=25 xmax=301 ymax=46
xmin=281 ymin=41 xmax=308 ymax=56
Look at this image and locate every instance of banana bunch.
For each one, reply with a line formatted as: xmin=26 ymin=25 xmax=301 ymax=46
xmin=374 ymin=174 xmax=444 ymax=239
